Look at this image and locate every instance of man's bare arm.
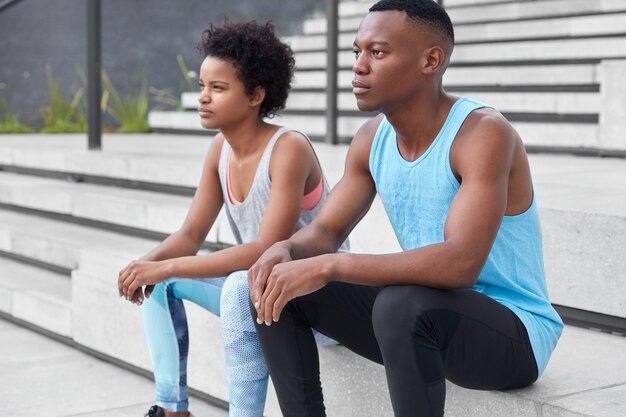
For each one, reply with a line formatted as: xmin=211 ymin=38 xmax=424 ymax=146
xmin=255 ymin=112 xmax=519 ymax=324
xmin=250 ymin=116 xmax=381 ymax=317
xmin=326 ymin=112 xmax=517 ymax=289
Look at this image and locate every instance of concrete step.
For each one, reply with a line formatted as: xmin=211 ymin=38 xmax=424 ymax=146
xmin=292 ymin=64 xmax=600 ymax=89
xmin=74 ymin=241 xmax=626 ymax=417
xmin=324 ymin=0 xmax=626 ymax=26
xmin=0 ymin=257 xmax=71 ymax=336
xmin=2 ymin=134 xmax=625 ymax=319
xmin=148 ymin=110 xmax=370 ymax=139
xmin=148 ymin=110 xmax=600 ymax=148
xmin=0 ymin=133 xmax=209 ymax=188
xmin=0 ymin=319 xmax=228 ymax=417
xmin=55 ymin=257 xmax=626 ymax=417
xmin=0 ymin=209 xmax=159 ymax=270
xmin=0 ymin=171 xmax=203 ymax=239
xmin=292 ymin=35 xmax=626 ymax=68
xmin=1 ymin=133 xmax=625 ymax=415
xmin=447 ymin=0 xmax=626 ymax=25
xmin=446 ymin=326 xmax=626 ymax=417
xmin=288 ymin=12 xmax=626 ymax=49
xmin=183 ymin=90 xmax=600 ymax=115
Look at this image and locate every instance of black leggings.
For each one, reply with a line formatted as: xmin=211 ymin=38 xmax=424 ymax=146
xmin=252 ymin=283 xmax=538 ymax=417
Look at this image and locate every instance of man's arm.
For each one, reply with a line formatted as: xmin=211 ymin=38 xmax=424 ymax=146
xmin=326 ymin=111 xmax=517 ymax=288
xmin=250 ymin=116 xmax=382 ymax=319
xmin=255 ymin=111 xmax=518 ymax=324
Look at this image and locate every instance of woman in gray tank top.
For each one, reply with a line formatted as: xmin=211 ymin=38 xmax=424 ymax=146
xmin=117 ymin=21 xmax=346 ymax=417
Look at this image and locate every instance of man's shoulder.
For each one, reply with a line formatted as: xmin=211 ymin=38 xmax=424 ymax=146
xmin=457 ymin=106 xmax=519 ymax=149
xmin=354 ymin=113 xmax=386 ymax=143
xmin=464 ymin=106 xmax=514 ymax=136
xmin=344 ymin=114 xmax=386 ymax=171
xmin=452 ymin=105 xmax=523 ymax=173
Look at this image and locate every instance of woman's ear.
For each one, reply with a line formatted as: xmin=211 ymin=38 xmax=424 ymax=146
xmin=249 ymin=86 xmax=266 ymax=108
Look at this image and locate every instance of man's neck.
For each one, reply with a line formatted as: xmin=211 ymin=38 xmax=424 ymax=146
xmin=385 ymin=90 xmax=456 ymax=162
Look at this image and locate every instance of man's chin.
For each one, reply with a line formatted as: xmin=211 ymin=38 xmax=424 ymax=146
xmin=355 ymin=100 xmax=378 ymax=113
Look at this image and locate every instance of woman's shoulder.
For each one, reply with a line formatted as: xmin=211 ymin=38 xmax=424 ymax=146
xmin=271 ymin=128 xmax=316 ymax=162
xmin=204 ymin=132 xmax=228 ymax=170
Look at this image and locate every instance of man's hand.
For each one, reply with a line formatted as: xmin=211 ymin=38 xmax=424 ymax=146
xmin=255 ymin=254 xmax=333 ymax=326
xmin=118 ymin=260 xmax=169 ymax=304
xmin=249 ymin=241 xmax=293 ymax=311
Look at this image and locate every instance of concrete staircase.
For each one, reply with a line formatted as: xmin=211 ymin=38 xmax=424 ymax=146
xmin=0 ymin=132 xmax=625 ymax=416
xmin=149 ymin=0 xmax=626 ymax=154
xmin=2 ymin=2 xmax=626 ymax=416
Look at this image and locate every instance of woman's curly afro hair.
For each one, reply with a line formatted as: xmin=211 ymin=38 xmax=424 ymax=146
xmin=198 ymin=21 xmax=295 ymax=119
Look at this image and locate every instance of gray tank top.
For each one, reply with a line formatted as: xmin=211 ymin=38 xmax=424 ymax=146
xmin=218 ymin=126 xmax=349 ymax=251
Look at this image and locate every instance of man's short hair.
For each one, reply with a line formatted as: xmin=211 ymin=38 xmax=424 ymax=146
xmin=369 ymin=0 xmax=455 ymax=47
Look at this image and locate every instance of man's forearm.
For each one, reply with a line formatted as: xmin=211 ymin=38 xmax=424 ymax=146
xmin=327 ymin=242 xmax=481 ymax=289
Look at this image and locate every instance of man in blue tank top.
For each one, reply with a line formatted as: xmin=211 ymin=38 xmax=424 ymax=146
xmin=247 ymin=1 xmax=563 ymax=416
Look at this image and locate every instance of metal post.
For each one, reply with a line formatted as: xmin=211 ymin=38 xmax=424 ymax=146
xmin=326 ymin=0 xmax=339 ymax=145
xmin=87 ymin=0 xmax=102 ymax=150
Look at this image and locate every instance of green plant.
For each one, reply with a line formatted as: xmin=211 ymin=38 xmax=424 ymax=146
xmin=0 ymin=97 xmax=35 ymax=133
xmin=38 ymin=65 xmax=87 ymax=133
xmin=101 ymin=71 xmax=150 ymax=133
xmin=148 ymin=55 xmax=198 ymax=112
xmin=177 ymin=54 xmax=197 ymax=93
xmin=150 ymin=85 xmax=182 ymax=111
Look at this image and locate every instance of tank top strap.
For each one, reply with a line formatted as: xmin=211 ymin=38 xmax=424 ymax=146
xmin=256 ymin=126 xmax=291 ymax=173
xmin=437 ymin=97 xmax=490 ymax=151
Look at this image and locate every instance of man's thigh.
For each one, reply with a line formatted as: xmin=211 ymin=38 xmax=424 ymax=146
xmin=294 ymin=281 xmax=384 ymax=364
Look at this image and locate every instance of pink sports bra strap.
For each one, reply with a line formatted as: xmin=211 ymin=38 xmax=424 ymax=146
xmin=300 ymin=175 xmax=323 ymax=210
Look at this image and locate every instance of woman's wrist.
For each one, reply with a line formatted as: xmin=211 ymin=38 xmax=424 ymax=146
xmin=163 ymin=258 xmax=176 ymax=279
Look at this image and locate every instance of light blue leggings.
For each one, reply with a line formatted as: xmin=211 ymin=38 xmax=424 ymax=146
xmin=142 ymin=270 xmax=268 ymax=417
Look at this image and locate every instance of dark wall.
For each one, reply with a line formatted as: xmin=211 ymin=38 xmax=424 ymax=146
xmin=0 ymin=0 xmax=324 ymax=127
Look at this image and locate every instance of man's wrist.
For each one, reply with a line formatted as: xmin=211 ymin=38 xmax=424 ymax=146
xmin=320 ymin=253 xmax=340 ymax=283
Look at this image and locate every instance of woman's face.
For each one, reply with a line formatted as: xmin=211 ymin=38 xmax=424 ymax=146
xmin=197 ymin=56 xmax=255 ymax=130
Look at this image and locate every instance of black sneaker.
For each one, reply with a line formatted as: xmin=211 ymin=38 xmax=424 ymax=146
xmin=144 ymin=405 xmax=165 ymax=417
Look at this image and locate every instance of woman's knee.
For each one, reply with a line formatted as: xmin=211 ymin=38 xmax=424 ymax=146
xmin=221 ymin=270 xmax=256 ymax=334
xmin=221 ymin=271 xmax=250 ymax=304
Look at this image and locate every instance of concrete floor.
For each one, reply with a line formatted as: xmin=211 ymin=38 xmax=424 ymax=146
xmin=0 ymin=318 xmax=228 ymax=417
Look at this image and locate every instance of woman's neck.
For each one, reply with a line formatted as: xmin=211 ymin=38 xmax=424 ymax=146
xmin=221 ymin=118 xmax=276 ymax=158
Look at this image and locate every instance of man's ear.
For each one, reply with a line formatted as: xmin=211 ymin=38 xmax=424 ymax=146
xmin=249 ymin=86 xmax=266 ymax=108
xmin=422 ymin=46 xmax=446 ymax=75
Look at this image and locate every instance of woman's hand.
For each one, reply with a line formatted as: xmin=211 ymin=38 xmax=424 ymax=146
xmin=118 ymin=260 xmax=171 ymax=304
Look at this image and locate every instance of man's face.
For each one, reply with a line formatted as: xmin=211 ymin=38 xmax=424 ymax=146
xmin=351 ymin=10 xmax=429 ymax=113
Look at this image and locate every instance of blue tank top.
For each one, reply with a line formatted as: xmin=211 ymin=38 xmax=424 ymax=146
xmin=369 ymin=97 xmax=563 ymax=375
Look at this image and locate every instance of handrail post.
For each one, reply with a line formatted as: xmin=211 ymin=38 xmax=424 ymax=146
xmin=326 ymin=0 xmax=339 ymax=145
xmin=87 ymin=0 xmax=102 ymax=150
